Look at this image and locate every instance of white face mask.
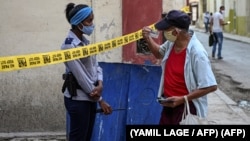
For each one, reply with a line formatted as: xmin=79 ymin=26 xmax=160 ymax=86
xmin=221 ymin=10 xmax=225 ymax=15
xmin=164 ymin=30 xmax=177 ymax=42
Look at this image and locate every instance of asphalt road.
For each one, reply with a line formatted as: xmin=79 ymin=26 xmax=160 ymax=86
xmin=193 ymin=27 xmax=250 ymax=90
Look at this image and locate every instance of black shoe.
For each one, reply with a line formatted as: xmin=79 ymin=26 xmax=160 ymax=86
xmin=212 ymin=54 xmax=215 ymax=58
xmin=218 ymin=57 xmax=223 ymax=60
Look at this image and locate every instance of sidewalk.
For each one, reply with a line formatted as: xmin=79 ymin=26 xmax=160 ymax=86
xmin=207 ymin=89 xmax=250 ymax=124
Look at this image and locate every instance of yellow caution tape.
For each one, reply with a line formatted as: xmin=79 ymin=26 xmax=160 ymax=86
xmin=0 ymin=24 xmax=155 ymax=72
xmin=181 ymin=6 xmax=191 ymax=14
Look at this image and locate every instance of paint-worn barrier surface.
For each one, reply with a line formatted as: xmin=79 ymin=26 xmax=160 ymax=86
xmin=91 ymin=62 xmax=162 ymax=141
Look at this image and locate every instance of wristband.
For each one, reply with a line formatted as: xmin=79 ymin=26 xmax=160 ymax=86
xmin=98 ymin=96 xmax=103 ymax=102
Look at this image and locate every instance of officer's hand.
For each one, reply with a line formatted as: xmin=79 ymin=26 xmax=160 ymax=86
xmin=99 ymin=100 xmax=112 ymax=115
xmin=90 ymin=81 xmax=103 ymax=98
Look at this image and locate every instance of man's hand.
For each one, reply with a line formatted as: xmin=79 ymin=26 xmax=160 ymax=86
xmin=160 ymin=96 xmax=185 ymax=108
xmin=141 ymin=26 xmax=163 ymax=59
xmin=142 ymin=26 xmax=152 ymax=40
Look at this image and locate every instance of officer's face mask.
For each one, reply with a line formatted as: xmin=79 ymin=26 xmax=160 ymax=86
xmin=78 ymin=23 xmax=95 ymax=36
xmin=164 ymin=29 xmax=177 ymax=42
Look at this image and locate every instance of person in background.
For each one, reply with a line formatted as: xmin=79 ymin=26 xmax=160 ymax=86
xmin=210 ymin=6 xmax=230 ymax=59
xmin=203 ymin=11 xmax=210 ymax=33
xmin=142 ymin=10 xmax=217 ymax=125
xmin=209 ymin=13 xmax=213 ymax=24
xmin=208 ymin=12 xmax=213 ymax=30
xmin=61 ymin=3 xmax=112 ymax=141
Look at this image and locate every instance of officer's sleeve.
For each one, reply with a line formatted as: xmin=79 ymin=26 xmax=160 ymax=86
xmin=96 ymin=64 xmax=103 ymax=81
xmin=66 ymin=59 xmax=95 ymax=94
xmin=62 ymin=38 xmax=95 ymax=94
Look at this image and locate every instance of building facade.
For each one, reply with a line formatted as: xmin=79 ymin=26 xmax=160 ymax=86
xmin=195 ymin=0 xmax=250 ymax=37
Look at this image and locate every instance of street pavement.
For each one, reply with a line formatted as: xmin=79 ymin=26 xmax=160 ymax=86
xmin=1 ymin=27 xmax=250 ymax=141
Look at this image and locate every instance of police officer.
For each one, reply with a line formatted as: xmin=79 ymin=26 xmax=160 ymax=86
xmin=61 ymin=3 xmax=112 ymax=141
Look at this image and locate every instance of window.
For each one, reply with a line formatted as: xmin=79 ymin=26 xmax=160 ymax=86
xmin=136 ymin=39 xmax=151 ymax=55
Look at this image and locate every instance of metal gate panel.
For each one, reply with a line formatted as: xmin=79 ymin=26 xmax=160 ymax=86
xmin=91 ymin=62 xmax=162 ymax=141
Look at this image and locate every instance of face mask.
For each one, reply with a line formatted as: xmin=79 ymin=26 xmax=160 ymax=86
xmin=79 ymin=24 xmax=95 ymax=36
xmin=221 ymin=10 xmax=225 ymax=15
xmin=164 ymin=30 xmax=177 ymax=42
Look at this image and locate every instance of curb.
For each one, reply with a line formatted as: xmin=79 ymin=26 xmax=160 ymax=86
xmin=0 ymin=132 xmax=66 ymax=140
xmin=209 ymin=89 xmax=250 ymax=124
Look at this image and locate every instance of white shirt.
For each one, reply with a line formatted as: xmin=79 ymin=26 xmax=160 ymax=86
xmin=203 ymin=13 xmax=210 ymax=23
xmin=212 ymin=12 xmax=224 ymax=32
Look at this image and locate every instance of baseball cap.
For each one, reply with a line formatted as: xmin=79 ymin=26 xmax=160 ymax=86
xmin=155 ymin=10 xmax=191 ymax=31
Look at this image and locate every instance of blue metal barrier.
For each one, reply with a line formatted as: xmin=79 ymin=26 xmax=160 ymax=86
xmin=67 ymin=62 xmax=162 ymax=141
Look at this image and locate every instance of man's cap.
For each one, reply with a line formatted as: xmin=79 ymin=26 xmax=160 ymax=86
xmin=155 ymin=10 xmax=191 ymax=31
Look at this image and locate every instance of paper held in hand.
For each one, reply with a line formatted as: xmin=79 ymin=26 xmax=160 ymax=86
xmin=149 ymin=30 xmax=159 ymax=38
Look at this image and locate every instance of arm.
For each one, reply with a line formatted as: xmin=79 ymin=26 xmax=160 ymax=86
xmin=183 ymin=86 xmax=217 ymax=102
xmin=90 ymin=65 xmax=103 ymax=100
xmin=142 ymin=26 xmax=163 ymax=59
xmin=98 ymin=99 xmax=112 ymax=115
xmin=161 ymin=85 xmax=217 ymax=108
xmin=66 ymin=60 xmax=95 ymax=94
xmin=219 ymin=14 xmax=229 ymax=26
xmin=220 ymin=18 xmax=229 ymax=26
xmin=209 ymin=17 xmax=213 ymax=34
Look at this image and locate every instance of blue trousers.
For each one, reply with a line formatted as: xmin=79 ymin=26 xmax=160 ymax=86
xmin=204 ymin=22 xmax=209 ymax=32
xmin=212 ymin=32 xmax=224 ymax=58
xmin=64 ymin=97 xmax=97 ymax=141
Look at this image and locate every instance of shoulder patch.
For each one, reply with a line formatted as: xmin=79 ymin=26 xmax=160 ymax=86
xmin=64 ymin=38 xmax=73 ymax=44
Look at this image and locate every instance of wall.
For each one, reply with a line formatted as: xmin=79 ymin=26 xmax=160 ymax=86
xmin=162 ymin=0 xmax=186 ymax=13
xmin=226 ymin=0 xmax=248 ymax=36
xmin=93 ymin=0 xmax=123 ymax=63
xmin=197 ymin=0 xmax=250 ymax=37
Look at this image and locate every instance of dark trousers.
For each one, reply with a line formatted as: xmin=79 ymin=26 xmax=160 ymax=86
xmin=64 ymin=97 xmax=97 ymax=141
xmin=159 ymin=101 xmax=196 ymax=125
xmin=204 ymin=22 xmax=209 ymax=32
